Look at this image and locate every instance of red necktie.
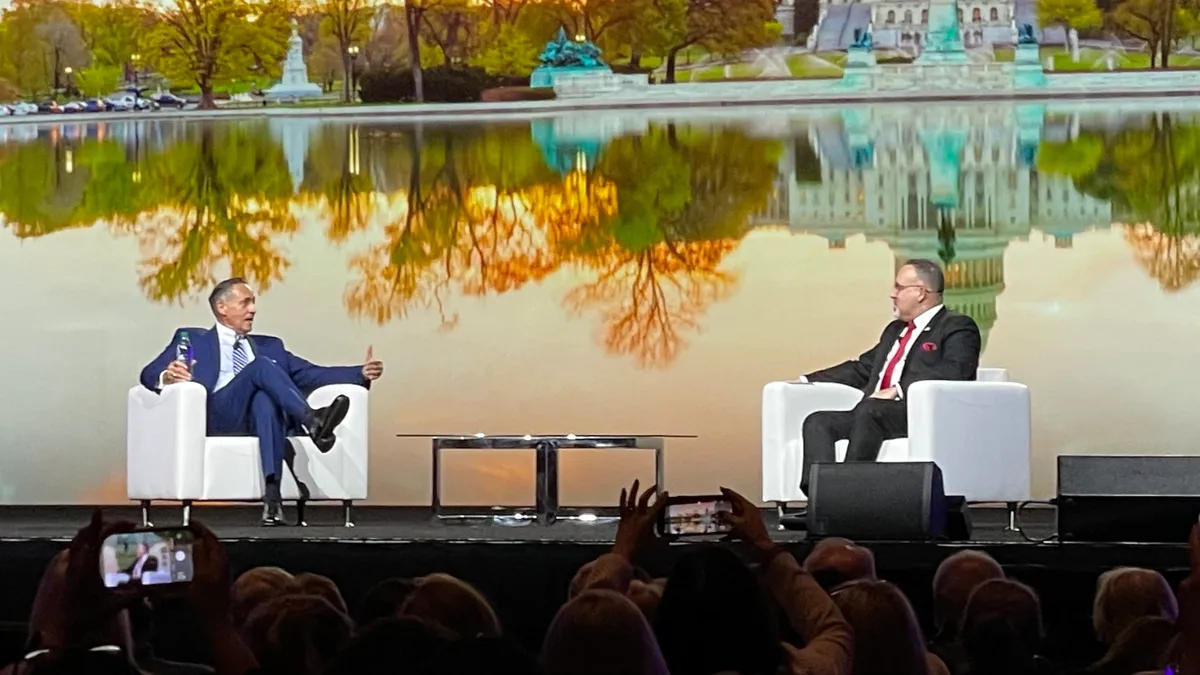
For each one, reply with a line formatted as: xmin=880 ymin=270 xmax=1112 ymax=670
xmin=879 ymin=321 xmax=917 ymax=391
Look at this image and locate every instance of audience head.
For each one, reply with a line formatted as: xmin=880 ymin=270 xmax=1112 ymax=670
xmin=804 ymin=537 xmax=877 ymax=591
xmin=1093 ymin=567 xmax=1178 ymax=645
xmin=417 ymin=637 xmax=542 ymax=675
xmin=13 ymin=649 xmax=135 ymax=675
xmin=892 ymin=258 xmax=945 ymax=321
xmin=325 ymin=617 xmax=457 ymax=675
xmin=1089 ymin=615 xmax=1177 ymax=675
xmin=356 ymin=576 xmax=417 ymax=628
xmin=231 ymin=566 xmax=299 ymax=628
xmin=542 ymin=589 xmax=669 ymax=675
xmin=627 ymin=578 xmax=666 ymax=624
xmin=654 ymin=546 xmax=783 ymax=675
xmin=960 ymin=578 xmax=1044 ymax=675
xmin=832 ymin=580 xmax=928 ymax=675
xmin=932 ymin=550 xmax=1005 ymax=637
xmin=242 ymin=594 xmax=353 ymax=675
xmin=400 ymin=573 xmax=502 ymax=638
xmin=294 ymin=572 xmax=349 ymax=615
xmin=27 ymin=551 xmax=133 ymax=655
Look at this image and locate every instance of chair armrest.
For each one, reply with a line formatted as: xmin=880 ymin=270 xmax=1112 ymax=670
xmin=906 ymin=380 xmax=1031 ymax=503
xmin=307 ymin=384 xmax=369 ymax=498
xmin=762 ymin=381 xmax=864 ymax=503
xmin=126 ymin=382 xmax=207 ymax=501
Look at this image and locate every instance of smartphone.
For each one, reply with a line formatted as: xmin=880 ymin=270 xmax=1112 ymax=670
xmin=99 ymin=527 xmax=196 ymax=589
xmin=657 ymin=494 xmax=733 ymax=537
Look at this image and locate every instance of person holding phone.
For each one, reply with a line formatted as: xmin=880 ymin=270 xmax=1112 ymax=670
xmin=794 ymin=259 xmax=981 ymax=501
xmin=139 ymin=278 xmax=386 ymax=526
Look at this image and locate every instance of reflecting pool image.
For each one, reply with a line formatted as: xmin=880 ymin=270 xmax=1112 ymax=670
xmin=1 ymin=99 xmax=1197 ymax=505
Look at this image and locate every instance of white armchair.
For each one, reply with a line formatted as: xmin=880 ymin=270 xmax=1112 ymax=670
xmin=127 ymin=382 xmax=369 ymax=527
xmin=762 ymin=368 xmax=1030 ymax=509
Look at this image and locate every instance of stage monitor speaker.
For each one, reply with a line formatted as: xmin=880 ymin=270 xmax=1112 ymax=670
xmin=1057 ymin=455 xmax=1200 ymax=543
xmin=807 ymin=462 xmax=947 ymax=540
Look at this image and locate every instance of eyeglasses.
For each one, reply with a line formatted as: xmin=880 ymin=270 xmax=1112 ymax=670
xmin=893 ymin=283 xmax=926 ymax=293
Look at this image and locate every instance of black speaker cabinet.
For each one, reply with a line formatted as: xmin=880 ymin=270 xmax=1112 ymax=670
xmin=806 ymin=462 xmax=947 ymax=540
xmin=1057 ymin=455 xmax=1200 ymax=543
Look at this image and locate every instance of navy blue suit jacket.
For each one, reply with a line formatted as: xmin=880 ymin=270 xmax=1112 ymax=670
xmin=139 ymin=327 xmax=367 ymax=397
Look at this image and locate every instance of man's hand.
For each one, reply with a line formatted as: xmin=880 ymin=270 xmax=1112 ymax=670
xmin=362 ymin=345 xmax=384 ymax=381
xmin=612 ymin=480 xmax=667 ymax=560
xmin=162 ymin=360 xmax=193 ymax=385
xmin=870 ymin=386 xmax=899 ymax=400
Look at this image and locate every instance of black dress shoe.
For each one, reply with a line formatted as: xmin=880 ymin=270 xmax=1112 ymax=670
xmin=261 ymin=501 xmax=287 ymax=527
xmin=780 ymin=509 xmax=808 ymax=531
xmin=308 ymin=395 xmax=350 ymax=453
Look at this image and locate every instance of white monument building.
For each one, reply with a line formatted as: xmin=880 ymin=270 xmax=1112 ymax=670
xmin=808 ymin=0 xmax=1023 ymax=51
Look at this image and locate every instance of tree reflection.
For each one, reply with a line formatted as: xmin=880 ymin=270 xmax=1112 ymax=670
xmin=562 ymin=123 xmax=781 ymax=368
xmin=301 ymin=123 xmax=375 ymax=243
xmin=128 ymin=122 xmax=297 ymax=303
xmin=1039 ymin=113 xmax=1200 ymax=291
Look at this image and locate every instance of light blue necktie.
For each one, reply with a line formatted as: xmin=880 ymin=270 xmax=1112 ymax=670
xmin=232 ymin=337 xmax=248 ymax=375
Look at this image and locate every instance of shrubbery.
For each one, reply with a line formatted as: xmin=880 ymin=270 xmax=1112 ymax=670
xmin=480 ymin=86 xmax=556 ymax=102
xmin=360 ymin=65 xmax=522 ymax=103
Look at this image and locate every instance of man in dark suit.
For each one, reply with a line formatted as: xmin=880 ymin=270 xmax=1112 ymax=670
xmin=796 ymin=258 xmax=981 ymax=498
xmin=140 ymin=277 xmax=385 ymax=525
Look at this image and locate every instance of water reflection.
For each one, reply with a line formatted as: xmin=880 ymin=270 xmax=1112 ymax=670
xmin=8 ymin=103 xmax=1200 ymax=505
xmin=6 ymin=106 xmax=1200 ymax=366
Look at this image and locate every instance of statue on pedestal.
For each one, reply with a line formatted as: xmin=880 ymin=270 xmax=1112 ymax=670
xmin=1017 ymin=23 xmax=1037 ymax=45
xmin=851 ymin=24 xmax=874 ymax=50
xmin=264 ymin=21 xmax=323 ymax=100
xmin=530 ymin=26 xmax=613 ymax=88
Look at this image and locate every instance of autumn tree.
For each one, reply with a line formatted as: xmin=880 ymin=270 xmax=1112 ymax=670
xmin=601 ymin=0 xmax=686 ymax=67
xmin=318 ymin=0 xmax=373 ymax=102
xmin=662 ymin=0 xmax=778 ymax=83
xmin=146 ymin=0 xmax=292 ymax=109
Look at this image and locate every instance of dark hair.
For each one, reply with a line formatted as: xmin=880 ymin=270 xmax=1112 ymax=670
xmin=960 ymin=579 xmax=1044 ymax=675
xmin=416 ymin=637 xmax=543 ymax=675
xmin=325 ymin=617 xmax=456 ymax=675
xmin=903 ymin=258 xmax=945 ymax=294
xmin=208 ymin=277 xmax=248 ymax=314
xmin=356 ymin=577 xmax=417 ymax=628
xmin=654 ymin=546 xmax=783 ymax=675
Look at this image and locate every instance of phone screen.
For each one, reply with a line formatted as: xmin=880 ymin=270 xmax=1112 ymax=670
xmin=660 ymin=497 xmax=733 ymax=536
xmin=100 ymin=528 xmax=195 ymax=589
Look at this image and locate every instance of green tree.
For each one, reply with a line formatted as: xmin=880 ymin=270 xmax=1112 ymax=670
xmin=145 ymin=0 xmax=291 ymax=109
xmin=470 ymin=22 xmax=539 ymax=76
xmin=71 ymin=0 xmax=153 ymax=70
xmin=0 ymin=3 xmax=54 ymax=95
xmin=1109 ymin=0 xmax=1197 ymax=68
xmin=1037 ymin=0 xmax=1102 ymax=50
xmin=662 ymin=0 xmax=778 ymax=83
xmin=601 ymin=0 xmax=687 ymax=67
xmin=74 ymin=65 xmax=122 ymax=97
xmin=318 ymin=0 xmax=374 ymax=102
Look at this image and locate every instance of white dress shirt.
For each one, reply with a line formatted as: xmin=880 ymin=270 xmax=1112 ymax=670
xmin=214 ymin=322 xmax=255 ymax=392
xmin=797 ymin=304 xmax=944 ymax=399
xmin=878 ymin=304 xmax=943 ymax=398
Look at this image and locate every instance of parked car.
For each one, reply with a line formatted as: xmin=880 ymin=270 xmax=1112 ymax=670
xmin=107 ymin=93 xmax=157 ymax=111
xmin=9 ymin=102 xmax=38 ymax=115
xmin=60 ymin=101 xmax=86 ymax=113
xmin=82 ymin=98 xmax=112 ymax=113
xmin=152 ymin=92 xmax=187 ymax=109
xmin=37 ymin=101 xmax=61 ymax=114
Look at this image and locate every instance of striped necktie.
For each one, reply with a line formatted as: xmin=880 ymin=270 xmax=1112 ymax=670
xmin=232 ymin=337 xmax=248 ymax=375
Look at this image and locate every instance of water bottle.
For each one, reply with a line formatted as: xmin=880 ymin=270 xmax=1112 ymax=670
xmin=175 ymin=331 xmax=193 ymax=372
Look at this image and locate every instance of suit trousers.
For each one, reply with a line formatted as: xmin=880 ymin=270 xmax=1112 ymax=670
xmin=208 ymin=358 xmax=313 ymax=479
xmin=800 ymin=397 xmax=908 ymax=494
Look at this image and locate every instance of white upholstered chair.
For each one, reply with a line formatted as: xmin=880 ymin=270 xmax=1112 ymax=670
xmin=762 ymin=368 xmax=1031 ymax=513
xmin=126 ymin=382 xmax=368 ymax=527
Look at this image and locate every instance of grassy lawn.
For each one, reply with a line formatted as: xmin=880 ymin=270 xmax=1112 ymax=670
xmin=787 ymin=52 xmax=846 ymax=77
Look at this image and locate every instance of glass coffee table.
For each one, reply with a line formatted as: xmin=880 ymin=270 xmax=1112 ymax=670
xmin=397 ymin=434 xmax=697 ymax=525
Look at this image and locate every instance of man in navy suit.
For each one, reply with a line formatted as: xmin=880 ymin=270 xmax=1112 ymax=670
xmin=140 ymin=277 xmax=385 ymax=525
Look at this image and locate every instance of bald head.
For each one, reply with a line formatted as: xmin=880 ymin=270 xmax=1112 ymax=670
xmin=804 ymin=538 xmax=877 ymax=591
xmin=933 ymin=550 xmax=1005 ymax=635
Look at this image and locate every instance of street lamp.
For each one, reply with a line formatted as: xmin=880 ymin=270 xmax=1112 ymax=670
xmin=130 ymin=53 xmax=141 ymax=86
xmin=346 ymin=45 xmax=360 ymax=103
xmin=64 ymin=67 xmax=73 ymax=97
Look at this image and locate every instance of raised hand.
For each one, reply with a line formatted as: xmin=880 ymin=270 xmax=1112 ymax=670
xmin=361 ymin=345 xmax=384 ymax=381
xmin=612 ymin=480 xmax=667 ymax=560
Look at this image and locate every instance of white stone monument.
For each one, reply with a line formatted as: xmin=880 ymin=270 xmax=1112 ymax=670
xmin=265 ymin=23 xmax=323 ymax=101
xmin=1068 ymin=28 xmax=1080 ymax=62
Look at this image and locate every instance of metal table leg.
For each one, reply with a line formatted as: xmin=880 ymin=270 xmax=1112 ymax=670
xmin=535 ymin=441 xmax=560 ymax=526
xmin=431 ymin=441 xmax=442 ymax=520
xmin=654 ymin=445 xmax=665 ymax=494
